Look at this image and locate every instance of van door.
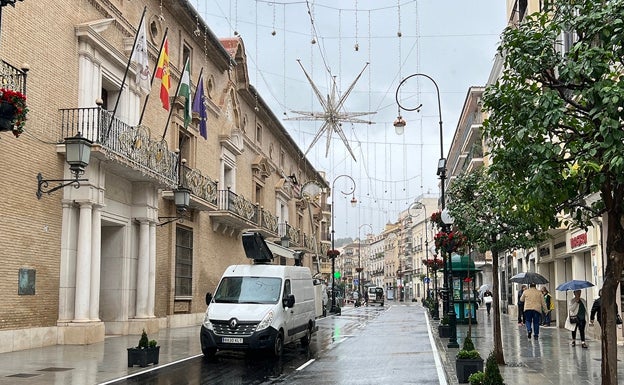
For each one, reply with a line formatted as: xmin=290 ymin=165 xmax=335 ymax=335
xmin=282 ymin=279 xmax=295 ymax=342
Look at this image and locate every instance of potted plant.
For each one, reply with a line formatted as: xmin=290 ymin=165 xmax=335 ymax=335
xmin=127 ymin=329 xmax=160 ymax=367
xmin=0 ymin=88 xmax=28 ymax=137
xmin=438 ymin=315 xmax=451 ymax=338
xmin=456 ymin=333 xmax=484 ymax=383
xmin=468 ymin=371 xmax=485 ymax=385
xmin=482 ymin=350 xmax=505 ymax=385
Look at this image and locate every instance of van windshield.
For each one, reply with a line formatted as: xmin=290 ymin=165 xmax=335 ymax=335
xmin=213 ymin=276 xmax=282 ymax=304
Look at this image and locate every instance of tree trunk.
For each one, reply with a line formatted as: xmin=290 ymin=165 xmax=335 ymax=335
xmin=491 ymin=244 xmax=505 ymax=365
xmin=600 ymin=205 xmax=624 ymax=385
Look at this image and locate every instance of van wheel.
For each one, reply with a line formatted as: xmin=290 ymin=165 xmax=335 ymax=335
xmin=301 ymin=325 xmax=312 ymax=347
xmin=202 ymin=347 xmax=217 ymax=360
xmin=271 ymin=332 xmax=284 ymax=357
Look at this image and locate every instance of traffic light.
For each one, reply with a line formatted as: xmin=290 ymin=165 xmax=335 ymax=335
xmin=334 ymin=271 xmax=341 ymax=279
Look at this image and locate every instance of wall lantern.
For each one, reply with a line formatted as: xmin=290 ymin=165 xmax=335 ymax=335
xmin=158 ymin=187 xmax=191 ymax=226
xmin=36 ymin=132 xmax=92 ymax=199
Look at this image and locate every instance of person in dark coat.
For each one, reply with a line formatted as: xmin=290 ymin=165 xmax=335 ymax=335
xmin=590 ymin=289 xmax=602 ymax=326
xmin=517 ymin=285 xmax=527 ymax=324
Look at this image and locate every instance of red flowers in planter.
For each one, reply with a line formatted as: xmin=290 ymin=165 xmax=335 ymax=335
xmin=327 ymin=249 xmax=340 ymax=257
xmin=422 ymin=258 xmax=445 ymax=270
xmin=0 ymin=88 xmax=28 ymax=137
xmin=430 ymin=210 xmax=444 ymax=229
xmin=434 ymin=231 xmax=467 ymax=254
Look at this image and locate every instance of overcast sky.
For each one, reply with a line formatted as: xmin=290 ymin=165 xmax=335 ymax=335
xmin=191 ymin=0 xmax=507 ymax=239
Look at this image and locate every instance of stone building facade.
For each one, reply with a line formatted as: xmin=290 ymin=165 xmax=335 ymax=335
xmin=0 ymin=0 xmax=328 ymax=353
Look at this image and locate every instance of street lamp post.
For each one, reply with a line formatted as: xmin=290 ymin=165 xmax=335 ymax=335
xmin=395 ymin=73 xmax=457 ymax=348
xmin=441 ymin=208 xmax=459 ymax=348
xmin=430 ymin=246 xmax=440 ymax=320
xmin=358 ymin=223 xmax=372 ymax=306
xmin=330 ymin=175 xmax=357 ymax=314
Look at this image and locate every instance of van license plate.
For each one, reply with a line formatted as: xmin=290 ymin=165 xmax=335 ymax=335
xmin=222 ymin=337 xmax=243 ymax=344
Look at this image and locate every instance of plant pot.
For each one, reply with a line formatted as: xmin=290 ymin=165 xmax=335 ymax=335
xmin=456 ymin=357 xmax=484 ymax=383
xmin=127 ymin=346 xmax=160 ymax=367
xmin=0 ymin=101 xmax=16 ymax=131
xmin=438 ymin=324 xmax=450 ymax=338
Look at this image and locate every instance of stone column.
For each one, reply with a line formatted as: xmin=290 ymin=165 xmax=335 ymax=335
xmin=135 ymin=220 xmax=150 ymax=318
xmin=89 ymin=205 xmax=102 ymax=321
xmin=147 ymin=221 xmax=156 ymax=317
xmin=74 ymin=202 xmax=93 ymax=322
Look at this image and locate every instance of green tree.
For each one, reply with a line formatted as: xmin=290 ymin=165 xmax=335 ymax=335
xmin=447 ymin=168 xmax=543 ymax=365
xmin=482 ymin=1 xmax=624 ymax=383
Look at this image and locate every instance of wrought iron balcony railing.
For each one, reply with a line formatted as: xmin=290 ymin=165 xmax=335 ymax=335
xmin=180 ymin=164 xmax=218 ymax=205
xmin=0 ymin=60 xmax=27 ymax=94
xmin=59 ymin=107 xmax=178 ymax=187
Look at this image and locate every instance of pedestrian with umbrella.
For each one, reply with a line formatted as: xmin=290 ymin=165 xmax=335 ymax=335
xmin=510 ymin=272 xmax=549 ymax=325
xmin=556 ymin=280 xmax=594 ymax=349
xmin=520 ymin=283 xmax=548 ymax=340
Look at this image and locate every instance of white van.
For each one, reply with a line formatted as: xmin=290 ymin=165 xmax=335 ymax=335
xmin=200 ymin=233 xmax=318 ymax=358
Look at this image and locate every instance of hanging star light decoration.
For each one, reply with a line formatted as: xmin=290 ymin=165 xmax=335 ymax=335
xmin=287 ymin=60 xmax=375 ymax=162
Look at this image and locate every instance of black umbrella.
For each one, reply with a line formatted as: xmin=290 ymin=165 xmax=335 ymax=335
xmin=509 ymin=272 xmax=549 ymax=285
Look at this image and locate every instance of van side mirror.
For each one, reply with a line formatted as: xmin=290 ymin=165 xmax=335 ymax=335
xmin=283 ymin=294 xmax=295 ymax=308
xmin=205 ymin=292 xmax=213 ymax=306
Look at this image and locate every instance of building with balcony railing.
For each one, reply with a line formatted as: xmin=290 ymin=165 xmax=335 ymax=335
xmin=0 ymin=0 xmax=329 ymax=352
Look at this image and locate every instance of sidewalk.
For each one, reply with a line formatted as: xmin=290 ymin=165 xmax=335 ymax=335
xmin=434 ymin=306 xmax=624 ymax=384
xmin=0 ymin=326 xmax=203 ymax=385
xmin=0 ymin=305 xmax=622 ymax=384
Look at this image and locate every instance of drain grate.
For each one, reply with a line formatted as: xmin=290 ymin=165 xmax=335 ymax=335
xmin=38 ymin=367 xmax=73 ymax=372
xmin=506 ymin=361 xmax=527 ymax=367
xmin=6 ymin=373 xmax=41 ymax=378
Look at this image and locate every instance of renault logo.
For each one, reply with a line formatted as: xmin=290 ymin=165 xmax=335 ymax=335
xmin=228 ymin=318 xmax=238 ymax=329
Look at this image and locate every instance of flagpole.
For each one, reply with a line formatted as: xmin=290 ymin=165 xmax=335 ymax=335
xmin=106 ymin=5 xmax=147 ymax=140
xmin=162 ymin=57 xmax=189 ymax=140
xmin=138 ymin=27 xmax=168 ymax=126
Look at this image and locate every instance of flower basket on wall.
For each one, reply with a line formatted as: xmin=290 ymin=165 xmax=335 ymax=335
xmin=0 ymin=88 xmax=28 ymax=137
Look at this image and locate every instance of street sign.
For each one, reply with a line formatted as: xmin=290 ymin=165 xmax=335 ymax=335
xmin=354 ymin=279 xmax=359 ymax=285
xmin=424 ymin=277 xmax=430 ymax=284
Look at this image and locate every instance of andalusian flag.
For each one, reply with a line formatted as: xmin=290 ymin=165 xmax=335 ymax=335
xmin=155 ymin=37 xmax=170 ymax=110
xmin=179 ymin=58 xmax=192 ymax=128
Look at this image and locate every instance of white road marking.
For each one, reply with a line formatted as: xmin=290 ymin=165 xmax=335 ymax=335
xmin=296 ymin=359 xmax=316 ymax=371
xmin=425 ymin=315 xmax=449 ymax=385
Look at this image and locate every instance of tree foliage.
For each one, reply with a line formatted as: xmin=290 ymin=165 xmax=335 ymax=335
xmin=481 ymin=1 xmax=624 ymax=383
xmin=447 ymin=168 xmax=544 ymax=365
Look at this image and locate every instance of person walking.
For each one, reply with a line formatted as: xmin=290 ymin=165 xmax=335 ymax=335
xmin=541 ymin=287 xmax=553 ymax=326
xmin=520 ymin=283 xmax=547 ymax=339
xmin=590 ymin=288 xmax=620 ymax=327
xmin=483 ymin=289 xmax=493 ymax=316
xmin=590 ymin=289 xmax=602 ymax=326
xmin=517 ymin=285 xmax=527 ymax=325
xmin=565 ymin=289 xmax=588 ymax=348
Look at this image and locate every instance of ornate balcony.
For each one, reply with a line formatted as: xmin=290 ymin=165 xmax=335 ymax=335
xmin=59 ymin=107 xmax=178 ymax=188
xmin=0 ymin=60 xmax=27 ymax=94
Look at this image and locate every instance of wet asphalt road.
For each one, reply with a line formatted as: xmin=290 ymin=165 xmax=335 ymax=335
xmin=109 ymin=302 xmax=443 ymax=385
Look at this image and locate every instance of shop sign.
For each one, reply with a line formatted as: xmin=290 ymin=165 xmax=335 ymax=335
xmin=570 ymin=232 xmax=588 ymax=249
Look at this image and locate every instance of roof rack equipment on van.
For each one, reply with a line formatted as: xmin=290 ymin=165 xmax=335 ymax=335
xmin=242 ymin=232 xmax=275 ymax=264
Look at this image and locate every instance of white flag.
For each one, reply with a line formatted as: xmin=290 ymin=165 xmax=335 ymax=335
xmin=131 ymin=17 xmax=151 ymax=95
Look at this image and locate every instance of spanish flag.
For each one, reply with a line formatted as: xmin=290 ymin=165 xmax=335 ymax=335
xmin=155 ymin=37 xmax=170 ymax=110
